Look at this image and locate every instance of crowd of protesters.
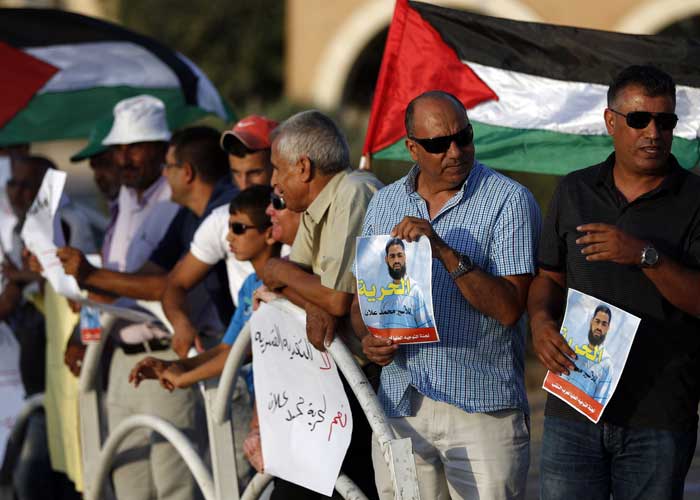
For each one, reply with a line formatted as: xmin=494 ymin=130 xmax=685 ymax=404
xmin=0 ymin=62 xmax=699 ymax=500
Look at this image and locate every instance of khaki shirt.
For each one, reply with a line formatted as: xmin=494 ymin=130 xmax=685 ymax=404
xmin=290 ymin=168 xmax=383 ymax=293
xmin=290 ymin=169 xmax=383 ymax=359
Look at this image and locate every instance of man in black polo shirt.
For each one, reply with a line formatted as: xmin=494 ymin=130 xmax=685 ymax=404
xmin=528 ymin=65 xmax=700 ymax=500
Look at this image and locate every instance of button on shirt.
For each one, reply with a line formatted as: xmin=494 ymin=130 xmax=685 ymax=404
xmin=540 ymin=153 xmax=700 ymax=431
xmin=362 ymin=162 xmax=541 ymax=417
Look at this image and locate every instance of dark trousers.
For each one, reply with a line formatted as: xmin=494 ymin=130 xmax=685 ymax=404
xmin=540 ymin=415 xmax=697 ymax=500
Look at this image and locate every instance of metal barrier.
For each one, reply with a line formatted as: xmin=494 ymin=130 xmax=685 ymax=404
xmin=79 ymin=298 xmax=417 ymax=499
xmin=87 ymin=414 xmax=215 ymax=500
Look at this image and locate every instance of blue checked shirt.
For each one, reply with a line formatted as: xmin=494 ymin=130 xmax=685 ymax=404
xmin=362 ymin=162 xmax=541 ymax=417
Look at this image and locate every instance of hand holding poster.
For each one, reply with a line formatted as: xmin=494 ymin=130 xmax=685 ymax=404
xmin=543 ymin=288 xmax=641 ymax=423
xmin=355 ymin=235 xmax=439 ymax=343
xmin=20 ymin=169 xmax=82 ymax=300
xmin=251 ymin=301 xmax=352 ymax=496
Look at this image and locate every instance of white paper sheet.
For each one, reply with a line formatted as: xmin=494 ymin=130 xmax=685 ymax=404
xmin=20 ymin=169 xmax=82 ymax=300
xmin=252 ymin=301 xmax=352 ymax=496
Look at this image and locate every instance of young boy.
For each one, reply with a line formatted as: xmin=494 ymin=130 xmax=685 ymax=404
xmin=129 ymin=184 xmax=280 ymax=390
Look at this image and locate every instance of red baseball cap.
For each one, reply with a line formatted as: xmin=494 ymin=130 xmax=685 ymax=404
xmin=220 ymin=115 xmax=278 ymax=155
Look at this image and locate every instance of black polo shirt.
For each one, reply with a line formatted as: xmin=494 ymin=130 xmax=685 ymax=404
xmin=539 ymin=153 xmax=700 ymax=432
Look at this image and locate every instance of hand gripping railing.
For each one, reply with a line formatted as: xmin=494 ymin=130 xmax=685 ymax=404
xmin=212 ymin=299 xmax=416 ymax=499
xmin=87 ymin=414 xmax=215 ymax=500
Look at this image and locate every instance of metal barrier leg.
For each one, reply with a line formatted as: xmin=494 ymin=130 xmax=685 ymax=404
xmin=87 ymin=414 xmax=215 ymax=500
xmin=327 ymin=339 xmax=420 ymax=500
xmin=201 ymin=377 xmax=241 ymax=499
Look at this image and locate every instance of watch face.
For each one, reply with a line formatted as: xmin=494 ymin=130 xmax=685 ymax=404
xmin=643 ymin=247 xmax=659 ymax=266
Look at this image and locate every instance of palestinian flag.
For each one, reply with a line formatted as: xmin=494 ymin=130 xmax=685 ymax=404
xmin=364 ymin=0 xmax=700 ymax=175
xmin=0 ymin=8 xmax=234 ymax=146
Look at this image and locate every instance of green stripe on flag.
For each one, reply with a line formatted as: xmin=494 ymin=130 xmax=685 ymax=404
xmin=0 ymin=86 xmax=226 ymax=146
xmin=373 ymin=121 xmax=700 ymax=175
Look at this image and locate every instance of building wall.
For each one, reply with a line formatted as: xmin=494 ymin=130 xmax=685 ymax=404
xmin=286 ymin=0 xmax=700 ymax=108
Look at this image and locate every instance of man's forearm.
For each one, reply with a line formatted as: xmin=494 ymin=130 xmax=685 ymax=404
xmin=527 ymin=272 xmax=566 ymax=325
xmin=643 ymin=253 xmax=700 ymax=316
xmin=274 ymin=261 xmax=352 ymax=316
xmin=83 ymin=268 xmax=166 ymax=301
xmin=178 ymin=347 xmax=229 ymax=386
xmin=161 ymin=281 xmax=193 ymax=331
xmin=438 ymin=246 xmax=530 ymax=327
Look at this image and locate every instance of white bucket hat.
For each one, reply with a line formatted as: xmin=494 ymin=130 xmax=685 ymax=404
xmin=102 ymin=95 xmax=171 ymax=146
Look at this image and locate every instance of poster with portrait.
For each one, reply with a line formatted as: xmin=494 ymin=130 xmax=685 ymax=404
xmin=355 ymin=235 xmax=439 ymax=344
xmin=543 ymin=288 xmax=641 ymax=423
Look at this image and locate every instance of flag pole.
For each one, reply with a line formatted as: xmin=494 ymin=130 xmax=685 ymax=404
xmin=359 ymin=153 xmax=372 ymax=171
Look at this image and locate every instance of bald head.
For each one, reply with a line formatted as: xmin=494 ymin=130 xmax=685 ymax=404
xmin=405 ymin=90 xmax=465 ymax=137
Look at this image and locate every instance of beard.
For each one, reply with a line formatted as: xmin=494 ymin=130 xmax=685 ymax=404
xmin=588 ymin=327 xmax=605 ymax=346
xmin=388 ymin=263 xmax=406 ymax=280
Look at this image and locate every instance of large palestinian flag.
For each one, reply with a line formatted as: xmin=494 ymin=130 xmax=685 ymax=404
xmin=0 ymin=8 xmax=234 ymax=146
xmin=364 ymin=0 xmax=700 ymax=175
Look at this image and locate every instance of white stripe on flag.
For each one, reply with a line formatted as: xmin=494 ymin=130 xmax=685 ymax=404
xmin=26 ymin=41 xmax=180 ymax=93
xmin=466 ymin=61 xmax=700 ymax=141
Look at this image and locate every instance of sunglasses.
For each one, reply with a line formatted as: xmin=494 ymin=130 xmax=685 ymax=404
xmin=609 ymin=109 xmax=678 ymax=131
xmin=270 ymin=193 xmax=286 ymax=210
xmin=229 ymin=221 xmax=270 ymax=235
xmin=409 ymin=124 xmax=474 ymax=154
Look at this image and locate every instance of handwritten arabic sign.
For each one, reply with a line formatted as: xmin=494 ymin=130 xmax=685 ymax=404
xmin=20 ymin=169 xmax=82 ymax=300
xmin=356 ymin=235 xmax=439 ymax=344
xmin=543 ymin=288 xmax=641 ymax=423
xmin=251 ymin=301 xmax=352 ymax=496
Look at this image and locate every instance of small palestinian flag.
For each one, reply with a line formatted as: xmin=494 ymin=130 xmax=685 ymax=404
xmin=363 ymin=0 xmax=700 ymax=175
xmin=0 ymin=8 xmax=234 ymax=146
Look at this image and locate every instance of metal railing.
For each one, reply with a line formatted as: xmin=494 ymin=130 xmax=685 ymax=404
xmin=78 ymin=298 xmax=418 ymax=499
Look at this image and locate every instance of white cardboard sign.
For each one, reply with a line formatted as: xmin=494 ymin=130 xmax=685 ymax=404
xmin=251 ymin=301 xmax=352 ymax=496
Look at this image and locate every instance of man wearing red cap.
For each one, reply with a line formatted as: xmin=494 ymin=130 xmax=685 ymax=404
xmin=220 ymin=114 xmax=278 ymax=190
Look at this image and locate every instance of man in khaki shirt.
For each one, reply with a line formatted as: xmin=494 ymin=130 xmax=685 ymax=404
xmin=261 ymin=109 xmax=382 ymax=499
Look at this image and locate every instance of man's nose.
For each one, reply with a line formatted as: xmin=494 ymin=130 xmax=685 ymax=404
xmin=644 ymin=117 xmax=661 ymax=139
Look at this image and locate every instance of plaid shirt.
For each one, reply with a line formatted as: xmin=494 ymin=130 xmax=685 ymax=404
xmin=362 ymin=162 xmax=541 ymax=417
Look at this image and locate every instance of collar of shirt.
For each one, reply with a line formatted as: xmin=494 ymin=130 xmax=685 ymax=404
xmin=203 ymin=177 xmax=238 ymax=220
xmin=123 ymin=175 xmax=170 ymax=210
xmin=594 ymin=153 xmax=686 ymax=205
xmin=305 ymin=168 xmax=351 ymax=224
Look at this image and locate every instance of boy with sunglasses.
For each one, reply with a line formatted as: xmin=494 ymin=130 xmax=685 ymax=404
xmin=530 ymin=65 xmax=700 ymax=499
xmin=129 ymin=185 xmax=279 ymax=391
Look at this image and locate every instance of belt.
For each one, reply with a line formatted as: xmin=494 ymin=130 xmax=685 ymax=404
xmin=120 ymin=337 xmax=171 ymax=355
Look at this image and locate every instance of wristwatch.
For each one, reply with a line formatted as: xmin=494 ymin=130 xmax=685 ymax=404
xmin=449 ymin=252 xmax=474 ymax=280
xmin=640 ymin=244 xmax=659 ymax=268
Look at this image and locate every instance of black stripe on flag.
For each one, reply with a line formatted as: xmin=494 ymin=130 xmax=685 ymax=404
xmin=0 ymin=8 xmax=199 ymax=105
xmin=410 ymin=0 xmax=700 ymax=87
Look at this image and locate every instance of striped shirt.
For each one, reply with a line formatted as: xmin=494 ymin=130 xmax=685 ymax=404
xmin=362 ymin=162 xmax=541 ymax=417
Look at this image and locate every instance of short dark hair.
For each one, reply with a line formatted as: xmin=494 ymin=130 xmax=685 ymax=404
xmin=607 ymin=65 xmax=676 ymax=107
xmin=228 ymin=184 xmax=273 ymax=228
xmin=385 ymin=237 xmax=405 ymax=255
xmin=405 ymin=90 xmax=465 ymax=137
xmin=170 ymin=126 xmax=229 ymax=184
xmin=12 ymin=154 xmax=55 ymax=174
xmin=593 ymin=304 xmax=612 ymax=324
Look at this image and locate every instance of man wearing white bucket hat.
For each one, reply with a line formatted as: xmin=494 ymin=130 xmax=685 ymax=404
xmin=97 ymin=95 xmax=196 ymax=500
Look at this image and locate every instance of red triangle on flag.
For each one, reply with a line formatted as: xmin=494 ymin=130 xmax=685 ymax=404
xmin=0 ymin=42 xmax=59 ymax=131
xmin=363 ymin=0 xmax=498 ymax=156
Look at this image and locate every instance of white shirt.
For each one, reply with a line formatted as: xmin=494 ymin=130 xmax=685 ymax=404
xmin=105 ymin=177 xmax=179 ymax=272
xmin=190 ymin=205 xmax=253 ymax=306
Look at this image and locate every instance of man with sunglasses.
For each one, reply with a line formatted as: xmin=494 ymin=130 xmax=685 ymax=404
xmin=529 ymin=65 xmax=700 ymax=499
xmin=353 ymin=90 xmax=540 ymax=500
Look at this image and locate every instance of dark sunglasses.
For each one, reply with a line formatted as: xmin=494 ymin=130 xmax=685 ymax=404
xmin=609 ymin=109 xmax=678 ymax=131
xmin=270 ymin=193 xmax=286 ymax=210
xmin=409 ymin=124 xmax=474 ymax=154
xmin=229 ymin=221 xmax=270 ymax=235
